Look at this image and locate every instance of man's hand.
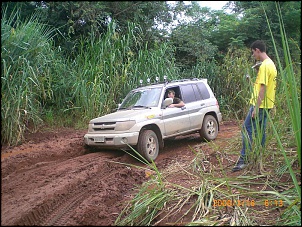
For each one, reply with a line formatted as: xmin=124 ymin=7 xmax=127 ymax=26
xmin=252 ymin=108 xmax=258 ymax=118
xmin=253 ymin=84 xmax=266 ymax=118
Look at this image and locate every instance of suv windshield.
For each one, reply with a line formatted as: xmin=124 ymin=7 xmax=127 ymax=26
xmin=119 ymin=88 xmax=162 ymax=109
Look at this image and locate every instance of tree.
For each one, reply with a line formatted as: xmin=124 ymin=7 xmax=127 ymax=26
xmin=168 ymin=2 xmax=219 ymax=69
xmin=226 ymin=1 xmax=301 ymax=62
xmin=2 ymin=1 xmax=174 ymax=55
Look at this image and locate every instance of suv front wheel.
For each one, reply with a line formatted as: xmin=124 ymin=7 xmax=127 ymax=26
xmin=199 ymin=115 xmax=218 ymax=141
xmin=137 ymin=129 xmax=159 ymax=162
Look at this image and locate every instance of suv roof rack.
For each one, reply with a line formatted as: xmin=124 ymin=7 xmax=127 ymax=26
xmin=139 ymin=77 xmax=208 ymax=87
xmin=170 ymin=78 xmax=206 ymax=83
xmin=170 ymin=79 xmax=190 ymax=83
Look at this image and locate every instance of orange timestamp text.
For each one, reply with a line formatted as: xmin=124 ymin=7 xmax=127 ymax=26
xmin=213 ymin=199 xmax=284 ymax=207
xmin=213 ymin=199 xmax=255 ymax=207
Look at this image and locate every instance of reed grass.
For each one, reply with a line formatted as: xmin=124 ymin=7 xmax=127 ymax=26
xmin=210 ymin=48 xmax=252 ymax=120
xmin=67 ymin=21 xmax=181 ymax=122
xmin=1 ymin=7 xmax=61 ymax=145
xmin=261 ymin=2 xmax=301 ymax=224
xmin=1 ymin=13 xmax=181 ymax=144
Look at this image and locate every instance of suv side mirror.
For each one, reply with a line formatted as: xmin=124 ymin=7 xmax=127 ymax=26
xmin=163 ymin=98 xmax=173 ymax=108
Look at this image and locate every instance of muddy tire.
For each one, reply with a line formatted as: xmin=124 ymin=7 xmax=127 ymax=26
xmin=199 ymin=115 xmax=218 ymax=141
xmin=137 ymin=129 xmax=159 ymax=162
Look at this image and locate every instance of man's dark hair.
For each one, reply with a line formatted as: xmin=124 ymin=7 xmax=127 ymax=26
xmin=167 ymin=89 xmax=175 ymax=95
xmin=251 ymin=40 xmax=267 ymax=52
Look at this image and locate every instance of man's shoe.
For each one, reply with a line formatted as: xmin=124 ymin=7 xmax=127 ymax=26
xmin=232 ymin=163 xmax=247 ymax=172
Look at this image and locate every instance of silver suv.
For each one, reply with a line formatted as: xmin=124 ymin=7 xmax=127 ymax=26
xmin=84 ymin=78 xmax=222 ymax=161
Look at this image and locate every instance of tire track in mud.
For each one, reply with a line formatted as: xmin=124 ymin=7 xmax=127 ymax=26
xmin=3 ymin=153 xmax=98 ymax=226
xmin=39 ymin=159 xmax=125 ymax=226
xmin=2 ymin=148 xmax=145 ymax=226
xmin=41 ymin=190 xmax=89 ymax=226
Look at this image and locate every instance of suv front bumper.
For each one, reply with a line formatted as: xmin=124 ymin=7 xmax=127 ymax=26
xmin=84 ymin=132 xmax=139 ymax=147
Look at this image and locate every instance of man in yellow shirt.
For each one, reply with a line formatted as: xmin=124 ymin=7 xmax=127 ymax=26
xmin=233 ymin=40 xmax=277 ymax=172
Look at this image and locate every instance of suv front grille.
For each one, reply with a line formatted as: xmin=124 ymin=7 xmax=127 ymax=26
xmin=93 ymin=122 xmax=116 ymax=131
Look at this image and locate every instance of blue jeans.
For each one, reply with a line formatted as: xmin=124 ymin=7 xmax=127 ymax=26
xmin=240 ymin=106 xmax=270 ymax=161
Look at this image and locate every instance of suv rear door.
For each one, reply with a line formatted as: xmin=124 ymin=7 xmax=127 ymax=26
xmin=180 ymin=82 xmax=210 ymax=130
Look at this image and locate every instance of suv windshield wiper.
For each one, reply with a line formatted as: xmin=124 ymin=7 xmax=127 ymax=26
xmin=132 ymin=105 xmax=151 ymax=109
xmin=118 ymin=105 xmax=151 ymax=110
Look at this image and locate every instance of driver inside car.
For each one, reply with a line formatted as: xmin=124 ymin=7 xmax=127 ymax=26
xmin=167 ymin=89 xmax=185 ymax=108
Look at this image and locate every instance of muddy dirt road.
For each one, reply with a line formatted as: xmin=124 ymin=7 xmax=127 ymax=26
xmin=2 ymin=121 xmax=241 ymax=226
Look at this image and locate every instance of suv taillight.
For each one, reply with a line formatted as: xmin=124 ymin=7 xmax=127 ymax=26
xmin=216 ymin=99 xmax=220 ymax=109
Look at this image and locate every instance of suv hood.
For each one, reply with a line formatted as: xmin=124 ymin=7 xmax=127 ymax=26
xmin=90 ymin=108 xmax=158 ymax=123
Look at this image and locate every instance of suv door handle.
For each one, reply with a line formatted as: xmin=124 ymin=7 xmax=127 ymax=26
xmin=200 ymin=103 xmax=205 ymax=106
xmin=181 ymin=106 xmax=186 ymax=110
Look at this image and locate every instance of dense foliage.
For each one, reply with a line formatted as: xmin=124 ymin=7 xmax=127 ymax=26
xmin=2 ymin=1 xmax=300 ymax=61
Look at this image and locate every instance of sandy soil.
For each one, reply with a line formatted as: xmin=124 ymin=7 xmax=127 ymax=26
xmin=1 ymin=121 xmax=289 ymax=226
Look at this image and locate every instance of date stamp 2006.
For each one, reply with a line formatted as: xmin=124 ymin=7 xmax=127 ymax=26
xmin=213 ymin=199 xmax=284 ymax=207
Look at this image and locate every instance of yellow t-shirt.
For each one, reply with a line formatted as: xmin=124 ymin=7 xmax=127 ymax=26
xmin=250 ymin=58 xmax=277 ymax=109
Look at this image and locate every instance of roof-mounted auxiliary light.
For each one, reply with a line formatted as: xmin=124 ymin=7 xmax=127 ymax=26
xmin=164 ymin=75 xmax=167 ymax=83
xmin=138 ymin=76 xmax=171 ymax=87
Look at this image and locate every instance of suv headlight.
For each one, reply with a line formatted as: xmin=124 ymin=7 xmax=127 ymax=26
xmin=115 ymin=120 xmax=136 ymax=131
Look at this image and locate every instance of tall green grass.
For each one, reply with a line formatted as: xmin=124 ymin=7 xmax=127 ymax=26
xmin=1 ymin=6 xmax=64 ymax=145
xmin=68 ymin=21 xmax=181 ymax=122
xmin=1 ymin=11 xmax=181 ymax=144
xmin=179 ymin=48 xmax=254 ymax=120
xmin=212 ymin=48 xmax=252 ymax=120
xmin=261 ymin=2 xmax=301 ymax=225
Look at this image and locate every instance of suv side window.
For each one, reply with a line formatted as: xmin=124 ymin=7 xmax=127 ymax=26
xmin=181 ymin=84 xmax=200 ymax=103
xmin=197 ymin=82 xmax=210 ymax=100
xmin=165 ymin=86 xmax=182 ymax=99
xmin=192 ymin=84 xmax=202 ymax=101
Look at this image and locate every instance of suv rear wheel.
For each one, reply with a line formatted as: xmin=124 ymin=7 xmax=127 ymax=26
xmin=199 ymin=115 xmax=218 ymax=141
xmin=137 ymin=129 xmax=159 ymax=162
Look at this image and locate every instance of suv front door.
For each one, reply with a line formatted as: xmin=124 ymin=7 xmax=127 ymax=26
xmin=161 ymin=86 xmax=191 ymax=136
